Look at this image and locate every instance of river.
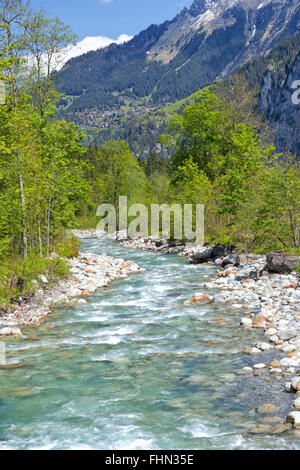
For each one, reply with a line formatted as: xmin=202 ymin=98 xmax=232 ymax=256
xmin=0 ymin=238 xmax=299 ymax=450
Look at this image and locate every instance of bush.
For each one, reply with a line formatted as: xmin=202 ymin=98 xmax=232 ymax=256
xmin=0 ymin=253 xmax=71 ymax=312
xmin=55 ymin=235 xmax=81 ymax=258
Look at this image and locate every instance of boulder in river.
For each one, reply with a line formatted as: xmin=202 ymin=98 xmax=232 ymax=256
xmin=0 ymin=327 xmax=22 ymax=337
xmin=190 ymin=244 xmax=235 ymax=264
xmin=286 ymin=411 xmax=300 ymax=429
xmin=266 ymin=253 xmax=300 ymax=274
xmin=221 ymin=254 xmax=240 ymax=268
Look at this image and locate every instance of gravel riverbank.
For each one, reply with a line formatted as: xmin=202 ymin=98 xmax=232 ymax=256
xmin=0 ymin=251 xmax=143 ymax=336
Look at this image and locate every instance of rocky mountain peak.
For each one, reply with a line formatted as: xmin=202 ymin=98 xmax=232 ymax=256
xmin=189 ymin=0 xmax=213 ymax=16
xmin=189 ymin=0 xmax=240 ymax=17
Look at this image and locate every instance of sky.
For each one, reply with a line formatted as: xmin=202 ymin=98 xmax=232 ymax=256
xmin=30 ymin=0 xmax=193 ymax=41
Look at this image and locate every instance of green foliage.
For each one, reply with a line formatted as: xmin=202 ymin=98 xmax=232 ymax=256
xmin=0 ymin=254 xmax=70 ymax=312
xmin=235 ymin=160 xmax=300 ymax=252
xmin=173 ymin=157 xmax=211 ymax=206
xmin=55 ymin=236 xmax=81 ymax=259
xmin=162 ymin=90 xmax=299 ymax=252
xmin=164 ymin=90 xmax=274 ymax=217
xmin=0 ymin=1 xmax=91 ymax=309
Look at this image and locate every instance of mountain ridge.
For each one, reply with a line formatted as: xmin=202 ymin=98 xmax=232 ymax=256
xmin=55 ymin=0 xmax=300 ymax=119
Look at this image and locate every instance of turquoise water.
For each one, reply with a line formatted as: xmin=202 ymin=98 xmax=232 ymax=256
xmin=0 ymin=239 xmax=299 ymax=450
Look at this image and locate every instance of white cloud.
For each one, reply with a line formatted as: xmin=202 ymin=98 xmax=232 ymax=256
xmin=57 ymin=33 xmax=133 ymax=70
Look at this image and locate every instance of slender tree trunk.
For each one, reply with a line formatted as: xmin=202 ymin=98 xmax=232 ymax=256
xmin=46 ymin=196 xmax=51 ymax=257
xmin=38 ymin=217 xmax=43 ymax=258
xmin=18 ymin=153 xmax=28 ymax=258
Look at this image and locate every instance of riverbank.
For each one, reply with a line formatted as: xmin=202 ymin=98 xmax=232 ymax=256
xmin=0 ymin=251 xmax=143 ymax=336
xmin=197 ymin=255 xmax=300 ymax=431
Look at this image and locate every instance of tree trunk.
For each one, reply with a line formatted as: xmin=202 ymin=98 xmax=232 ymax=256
xmin=18 ymin=153 xmax=28 ymax=258
xmin=46 ymin=196 xmax=51 ymax=257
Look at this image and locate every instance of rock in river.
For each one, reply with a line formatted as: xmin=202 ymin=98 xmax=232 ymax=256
xmin=286 ymin=411 xmax=300 ymax=429
xmin=266 ymin=253 xmax=300 ymax=274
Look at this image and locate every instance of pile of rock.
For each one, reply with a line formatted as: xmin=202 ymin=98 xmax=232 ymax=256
xmin=189 ymin=244 xmax=237 ymax=265
xmin=0 ymin=252 xmax=143 ymax=336
xmin=284 ymin=378 xmax=300 ymax=429
xmin=193 ymin=252 xmax=299 ymax=429
xmin=119 ymin=237 xmax=188 ymax=255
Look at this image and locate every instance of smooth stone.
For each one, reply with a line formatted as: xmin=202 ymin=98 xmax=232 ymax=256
xmin=292 ymin=377 xmax=300 ymax=392
xmin=265 ymin=328 xmax=278 ymax=337
xmin=256 ymin=342 xmax=272 ymax=351
xmin=247 ymin=347 xmax=262 ymax=355
xmin=240 ymin=317 xmax=253 ymax=327
xmin=294 ymin=398 xmax=300 ymax=410
xmin=257 ymin=404 xmax=278 ymax=414
xmin=261 ymin=416 xmax=283 ymax=425
xmin=269 ymin=360 xmax=281 ymax=369
xmin=0 ymin=327 xmax=22 ymax=337
xmin=270 ymin=368 xmax=283 ymax=375
xmin=286 ymin=411 xmax=300 ymax=429
xmin=250 ymin=424 xmax=289 ymax=435
xmin=278 ymin=329 xmax=297 ymax=341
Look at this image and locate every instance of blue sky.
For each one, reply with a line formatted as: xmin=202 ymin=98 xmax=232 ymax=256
xmin=30 ymin=0 xmax=192 ymax=41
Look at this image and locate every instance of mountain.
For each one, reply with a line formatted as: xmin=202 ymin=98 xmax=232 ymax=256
xmin=260 ymin=51 xmax=300 ymax=154
xmin=56 ymin=34 xmax=133 ymax=71
xmin=55 ymin=0 xmax=300 ymax=118
xmin=78 ymin=30 xmax=300 ymax=158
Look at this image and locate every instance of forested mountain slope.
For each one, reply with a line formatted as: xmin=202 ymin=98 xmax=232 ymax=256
xmin=74 ymin=31 xmax=300 ymax=158
xmin=55 ymin=0 xmax=300 ymax=118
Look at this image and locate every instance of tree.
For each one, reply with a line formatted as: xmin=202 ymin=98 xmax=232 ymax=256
xmin=163 ymin=90 xmax=274 ymax=217
xmin=236 ymin=159 xmax=300 ymax=252
xmin=24 ymin=8 xmax=77 ymax=117
xmin=93 ymin=140 xmax=146 ymax=229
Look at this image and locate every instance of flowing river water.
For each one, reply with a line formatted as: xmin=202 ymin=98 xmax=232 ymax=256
xmin=0 ymin=238 xmax=299 ymax=450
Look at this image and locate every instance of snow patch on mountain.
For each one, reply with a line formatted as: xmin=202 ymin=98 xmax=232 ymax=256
xmin=57 ymin=34 xmax=132 ymax=70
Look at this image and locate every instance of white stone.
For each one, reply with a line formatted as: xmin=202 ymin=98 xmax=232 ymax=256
xmin=265 ymin=328 xmax=278 ymax=336
xmin=281 ymin=358 xmax=300 ymax=368
xmin=256 ymin=342 xmax=272 ymax=351
xmin=0 ymin=327 xmax=22 ymax=337
xmin=285 ymin=383 xmax=292 ymax=392
xmin=247 ymin=347 xmax=262 ymax=355
xmin=282 ymin=345 xmax=297 ymax=353
xmin=286 ymin=411 xmax=300 ymax=429
xmin=292 ymin=377 xmax=300 ymax=391
xmin=39 ymin=274 xmax=48 ymax=284
xmin=269 ymin=368 xmax=282 ymax=375
xmin=240 ymin=317 xmax=252 ymax=327
xmin=294 ymin=398 xmax=300 ymax=410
